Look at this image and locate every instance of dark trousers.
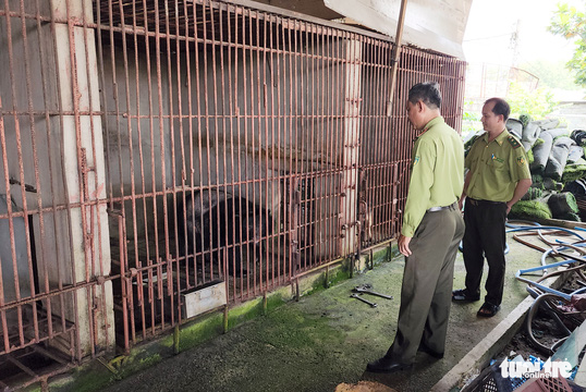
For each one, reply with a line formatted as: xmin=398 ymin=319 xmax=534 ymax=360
xmin=462 ymin=198 xmax=507 ymax=306
xmin=386 ymin=203 xmax=464 ymax=364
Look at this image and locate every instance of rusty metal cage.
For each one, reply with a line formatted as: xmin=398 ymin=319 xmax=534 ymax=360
xmin=0 ymin=0 xmax=465 ymax=388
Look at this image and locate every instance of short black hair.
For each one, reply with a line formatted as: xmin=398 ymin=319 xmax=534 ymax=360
xmin=408 ymin=82 xmax=442 ymax=109
xmin=485 ymin=97 xmax=510 ymax=121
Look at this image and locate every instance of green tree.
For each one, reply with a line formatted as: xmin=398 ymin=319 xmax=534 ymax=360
xmin=462 ymin=99 xmax=481 ymax=136
xmin=549 ymin=2 xmax=586 ymax=87
xmin=520 ymin=60 xmax=578 ymax=91
xmin=507 ymin=82 xmax=558 ymax=120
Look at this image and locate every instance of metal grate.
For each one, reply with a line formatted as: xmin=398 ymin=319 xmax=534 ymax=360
xmin=94 ymin=0 xmax=466 ymax=350
xmin=0 ymin=0 xmax=466 ymax=387
xmin=0 ymin=0 xmax=113 ymax=367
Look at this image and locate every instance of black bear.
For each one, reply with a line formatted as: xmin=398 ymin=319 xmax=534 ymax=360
xmin=180 ymin=190 xmax=272 ymax=276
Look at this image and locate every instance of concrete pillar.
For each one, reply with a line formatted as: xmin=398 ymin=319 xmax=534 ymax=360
xmin=51 ymin=0 xmax=114 ymax=357
xmin=340 ymin=39 xmax=362 ymax=256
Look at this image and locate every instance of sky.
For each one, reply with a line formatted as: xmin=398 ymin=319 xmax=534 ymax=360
xmin=462 ymin=0 xmax=576 ymax=67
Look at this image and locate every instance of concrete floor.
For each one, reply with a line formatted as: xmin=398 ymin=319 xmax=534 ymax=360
xmin=101 ymin=231 xmax=566 ymax=392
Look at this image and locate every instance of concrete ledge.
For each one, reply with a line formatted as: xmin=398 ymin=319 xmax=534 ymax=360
xmin=432 ymin=271 xmax=570 ymax=392
xmin=431 ymin=295 xmax=534 ymax=392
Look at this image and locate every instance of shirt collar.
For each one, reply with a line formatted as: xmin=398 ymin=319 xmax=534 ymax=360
xmin=481 ymin=128 xmax=509 ymax=146
xmin=424 ymin=116 xmax=445 ymax=131
xmin=417 ymin=116 xmax=445 ymax=138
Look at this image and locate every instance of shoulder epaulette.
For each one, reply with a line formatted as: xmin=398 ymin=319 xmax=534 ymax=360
xmin=508 ymin=135 xmax=522 ymax=149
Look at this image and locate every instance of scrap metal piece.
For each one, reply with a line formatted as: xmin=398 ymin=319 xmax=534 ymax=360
xmin=353 ymin=284 xmax=393 ymax=300
xmin=350 ymin=293 xmax=377 ymax=308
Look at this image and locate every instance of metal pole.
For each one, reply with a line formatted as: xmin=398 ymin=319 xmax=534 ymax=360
xmin=386 ymin=0 xmax=409 ymax=117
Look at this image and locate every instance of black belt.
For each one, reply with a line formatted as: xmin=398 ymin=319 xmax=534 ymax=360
xmin=468 ymin=198 xmax=506 ymax=206
xmin=427 ymin=201 xmax=458 ymax=212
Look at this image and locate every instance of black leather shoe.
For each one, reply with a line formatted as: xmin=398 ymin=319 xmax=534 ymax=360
xmin=452 ymin=288 xmax=480 ymax=302
xmin=418 ymin=342 xmax=444 ymax=359
xmin=366 ymin=357 xmax=413 ymax=373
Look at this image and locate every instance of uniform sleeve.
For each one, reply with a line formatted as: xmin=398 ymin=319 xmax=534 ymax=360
xmin=401 ymin=139 xmax=435 ymax=237
xmin=510 ymin=146 xmax=531 ymax=182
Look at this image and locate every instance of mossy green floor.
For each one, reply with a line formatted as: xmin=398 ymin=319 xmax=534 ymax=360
xmin=74 ymin=232 xmax=549 ymax=392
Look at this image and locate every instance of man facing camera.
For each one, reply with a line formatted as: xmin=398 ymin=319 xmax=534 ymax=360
xmin=452 ymin=97 xmax=531 ymax=318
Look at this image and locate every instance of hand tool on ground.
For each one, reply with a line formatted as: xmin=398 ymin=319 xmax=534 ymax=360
xmin=353 ymin=284 xmax=393 ymax=300
xmin=350 ymin=293 xmax=377 ymax=307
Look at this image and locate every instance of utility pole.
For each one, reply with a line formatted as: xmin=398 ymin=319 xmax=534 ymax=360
xmin=510 ymin=19 xmax=521 ymax=67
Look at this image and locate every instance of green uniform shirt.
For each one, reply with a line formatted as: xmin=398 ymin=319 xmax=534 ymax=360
xmin=401 ymin=116 xmax=464 ymax=237
xmin=465 ymin=129 xmax=531 ymax=202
